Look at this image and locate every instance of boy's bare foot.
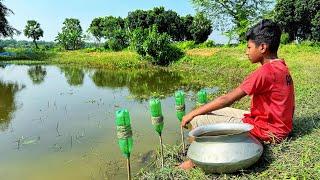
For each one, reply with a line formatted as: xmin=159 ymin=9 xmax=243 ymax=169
xmin=178 ymin=160 xmax=195 ymax=170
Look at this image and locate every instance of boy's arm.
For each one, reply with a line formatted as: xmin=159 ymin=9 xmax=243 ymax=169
xmin=181 ymin=87 xmax=247 ymax=127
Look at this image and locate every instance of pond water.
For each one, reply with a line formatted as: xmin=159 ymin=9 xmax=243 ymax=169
xmin=0 ymin=64 xmax=219 ymax=180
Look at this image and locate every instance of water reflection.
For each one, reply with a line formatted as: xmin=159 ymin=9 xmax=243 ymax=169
xmin=91 ymin=69 xmax=185 ymax=99
xmin=0 ymin=63 xmax=7 ymax=68
xmin=60 ymin=66 xmax=84 ymax=86
xmin=0 ymin=80 xmax=24 ymax=131
xmin=28 ymin=66 xmax=47 ymax=84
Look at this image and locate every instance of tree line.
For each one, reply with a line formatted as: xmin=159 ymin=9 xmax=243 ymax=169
xmin=0 ymin=0 xmax=320 ymax=65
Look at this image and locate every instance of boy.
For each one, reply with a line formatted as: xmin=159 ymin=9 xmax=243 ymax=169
xmin=180 ymin=19 xmax=295 ymax=170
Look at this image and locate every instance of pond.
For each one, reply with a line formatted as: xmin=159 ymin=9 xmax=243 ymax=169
xmin=0 ymin=64 xmax=218 ymax=180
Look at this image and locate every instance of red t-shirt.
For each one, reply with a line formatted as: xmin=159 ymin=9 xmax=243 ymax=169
xmin=240 ymin=59 xmax=295 ymax=142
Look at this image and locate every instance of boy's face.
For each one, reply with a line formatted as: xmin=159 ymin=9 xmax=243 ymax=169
xmin=246 ymin=40 xmax=265 ymax=63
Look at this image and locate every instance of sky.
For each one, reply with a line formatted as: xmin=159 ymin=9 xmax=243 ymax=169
xmin=5 ymin=0 xmax=228 ymax=43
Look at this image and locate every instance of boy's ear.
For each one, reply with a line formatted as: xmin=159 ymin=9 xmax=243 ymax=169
xmin=259 ymin=43 xmax=268 ymax=54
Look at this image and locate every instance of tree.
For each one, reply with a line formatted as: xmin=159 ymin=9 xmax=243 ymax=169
xmin=181 ymin=15 xmax=194 ymax=40
xmin=106 ymin=29 xmax=128 ymax=51
xmin=88 ymin=17 xmax=105 ymax=43
xmin=126 ymin=9 xmax=154 ymax=30
xmin=274 ymin=0 xmax=320 ymax=42
xmin=56 ymin=18 xmax=84 ymax=50
xmin=0 ymin=0 xmax=20 ymax=38
xmin=102 ymin=16 xmax=125 ymax=39
xmin=191 ymin=0 xmax=272 ymax=41
xmin=311 ymin=11 xmax=320 ymax=42
xmin=23 ymin=20 xmax=43 ymax=49
xmin=273 ymin=0 xmax=297 ymax=41
xmin=189 ymin=12 xmax=212 ymax=43
xmin=152 ymin=7 xmax=183 ymax=41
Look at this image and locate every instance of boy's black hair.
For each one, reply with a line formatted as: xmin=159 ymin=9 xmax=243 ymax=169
xmin=246 ymin=19 xmax=281 ymax=53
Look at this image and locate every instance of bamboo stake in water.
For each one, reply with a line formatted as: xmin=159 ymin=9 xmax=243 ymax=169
xmin=180 ymin=126 xmax=186 ymax=154
xmin=127 ymin=157 xmax=131 ymax=180
xmin=159 ymin=135 xmax=164 ymax=168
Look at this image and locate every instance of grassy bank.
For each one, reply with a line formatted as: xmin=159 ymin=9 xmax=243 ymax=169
xmin=137 ymin=45 xmax=320 ymax=179
xmin=2 ymin=45 xmax=320 ymax=179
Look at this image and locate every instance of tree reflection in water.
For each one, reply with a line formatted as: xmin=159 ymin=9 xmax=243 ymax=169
xmin=60 ymin=66 xmax=85 ymax=86
xmin=0 ymin=80 xmax=24 ymax=131
xmin=28 ymin=66 xmax=47 ymax=84
xmin=91 ymin=69 xmax=195 ymax=100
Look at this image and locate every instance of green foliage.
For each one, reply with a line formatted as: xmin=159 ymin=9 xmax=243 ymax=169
xmin=55 ymin=18 xmax=84 ymax=50
xmin=311 ymin=11 xmax=320 ymax=42
xmin=106 ymin=30 xmax=129 ymax=51
xmin=191 ymin=0 xmax=272 ymax=42
xmin=129 ymin=28 xmax=148 ymax=56
xmin=0 ymin=1 xmax=20 ymax=38
xmin=141 ymin=26 xmax=184 ymax=66
xmin=0 ymin=39 xmax=55 ymax=49
xmin=87 ymin=17 xmax=105 ymax=42
xmin=174 ymin=41 xmax=196 ymax=50
xmin=125 ymin=7 xmax=211 ymax=42
xmin=126 ymin=9 xmax=154 ymax=30
xmin=0 ymin=48 xmax=53 ymax=60
xmin=152 ymin=7 xmax=184 ymax=41
xmin=101 ymin=16 xmax=125 ymax=39
xmin=274 ymin=0 xmax=320 ymax=42
xmin=281 ymin=33 xmax=290 ymax=44
xmin=23 ymin=20 xmax=44 ymax=49
xmin=273 ymin=0 xmax=296 ymax=41
xmin=189 ymin=12 xmax=212 ymax=44
xmin=181 ymin=15 xmax=194 ymax=41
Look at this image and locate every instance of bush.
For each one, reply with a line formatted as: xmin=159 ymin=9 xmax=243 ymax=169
xmin=280 ymin=33 xmax=290 ymax=44
xmin=197 ymin=40 xmax=215 ymax=48
xmin=142 ymin=26 xmax=184 ymax=65
xmin=129 ymin=28 xmax=148 ymax=56
xmin=175 ymin=41 xmax=196 ymax=50
xmin=299 ymin=40 xmax=320 ymax=47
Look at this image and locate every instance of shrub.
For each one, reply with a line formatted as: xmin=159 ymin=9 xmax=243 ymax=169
xmin=142 ymin=26 xmax=184 ymax=65
xmin=197 ymin=40 xmax=215 ymax=48
xmin=175 ymin=41 xmax=196 ymax=50
xmin=280 ymin=33 xmax=290 ymax=44
xmin=129 ymin=28 xmax=148 ymax=56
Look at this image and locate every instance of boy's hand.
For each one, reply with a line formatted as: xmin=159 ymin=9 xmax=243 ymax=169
xmin=181 ymin=112 xmax=195 ymax=128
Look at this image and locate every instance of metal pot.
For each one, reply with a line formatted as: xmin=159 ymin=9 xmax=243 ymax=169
xmin=187 ymin=123 xmax=263 ymax=173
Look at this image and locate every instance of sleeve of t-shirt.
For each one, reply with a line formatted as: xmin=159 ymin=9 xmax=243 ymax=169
xmin=240 ymin=68 xmax=271 ymax=95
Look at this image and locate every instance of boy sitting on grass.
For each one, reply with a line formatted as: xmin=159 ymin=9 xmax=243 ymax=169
xmin=180 ymin=19 xmax=295 ymax=170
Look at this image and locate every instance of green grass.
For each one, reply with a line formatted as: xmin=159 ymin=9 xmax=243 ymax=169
xmin=2 ymin=44 xmax=320 ymax=179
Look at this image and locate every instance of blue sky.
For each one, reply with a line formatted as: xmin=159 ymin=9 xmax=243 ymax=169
xmin=5 ymin=0 xmax=227 ymax=43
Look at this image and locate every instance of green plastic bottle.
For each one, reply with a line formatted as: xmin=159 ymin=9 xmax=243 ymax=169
xmin=149 ymin=98 xmax=164 ymax=135
xmin=115 ymin=109 xmax=133 ymax=158
xmin=197 ymin=89 xmax=208 ymax=105
xmin=175 ymin=91 xmax=186 ymax=122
